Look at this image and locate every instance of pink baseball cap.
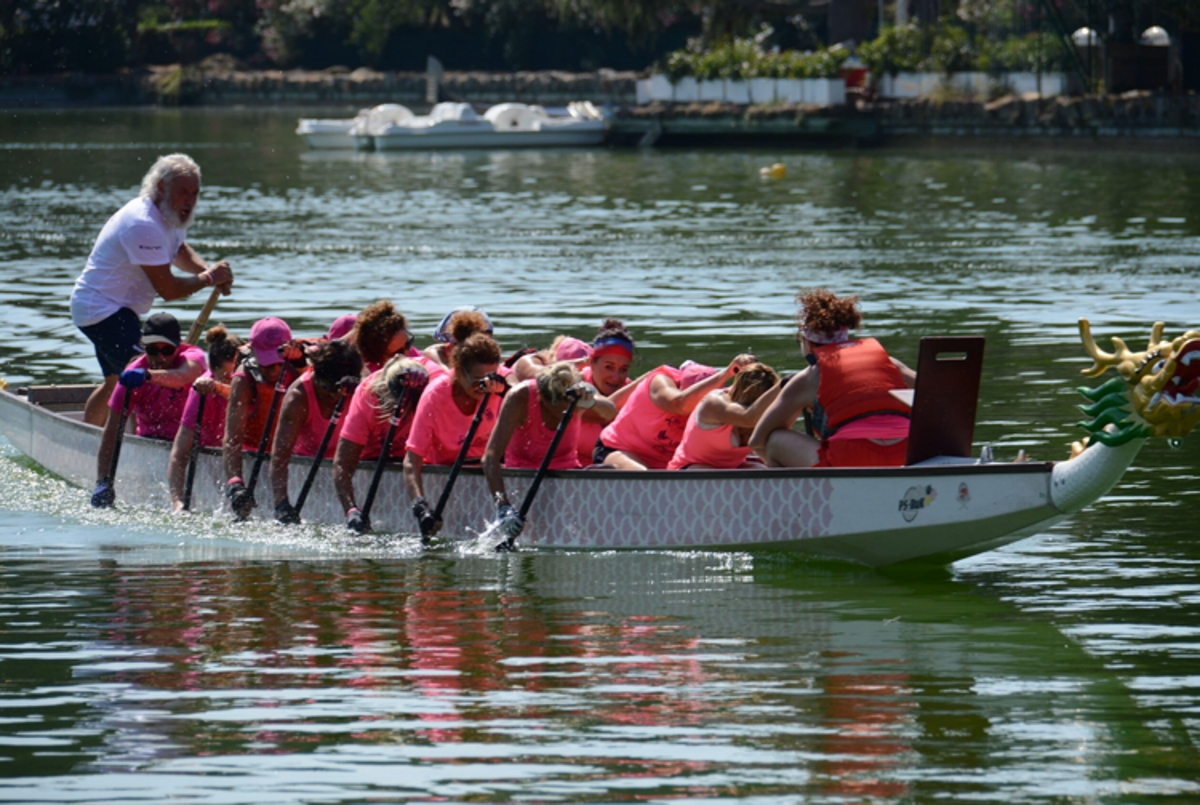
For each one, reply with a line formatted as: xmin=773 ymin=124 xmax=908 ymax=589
xmin=249 ymin=317 xmax=291 ymax=366
xmin=326 ymin=313 xmax=357 ymax=341
xmin=555 ymin=336 xmax=592 ymax=362
xmin=678 ymin=360 xmax=718 ymax=390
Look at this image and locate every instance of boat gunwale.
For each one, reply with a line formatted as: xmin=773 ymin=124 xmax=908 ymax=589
xmin=3 ymin=386 xmax=1055 ymax=481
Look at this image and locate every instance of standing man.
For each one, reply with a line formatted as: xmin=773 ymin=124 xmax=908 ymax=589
xmin=71 ymin=153 xmax=234 ymax=426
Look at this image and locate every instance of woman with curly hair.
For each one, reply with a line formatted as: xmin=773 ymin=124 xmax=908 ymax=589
xmin=749 ymin=289 xmax=916 ymax=468
xmin=351 ymin=300 xmax=413 ymax=375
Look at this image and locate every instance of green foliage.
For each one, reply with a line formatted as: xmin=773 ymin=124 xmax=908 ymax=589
xmin=925 ymin=20 xmax=973 ymax=74
xmin=657 ymin=39 xmax=849 ymax=81
xmin=3 ymin=0 xmax=133 ymax=73
xmin=857 ymin=23 xmax=925 ymax=76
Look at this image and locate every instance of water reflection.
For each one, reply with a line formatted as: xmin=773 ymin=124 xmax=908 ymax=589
xmin=2 ymin=546 xmax=1193 ymax=801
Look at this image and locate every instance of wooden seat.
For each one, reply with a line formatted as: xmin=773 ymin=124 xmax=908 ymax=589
xmin=904 ymin=336 xmax=985 ymax=465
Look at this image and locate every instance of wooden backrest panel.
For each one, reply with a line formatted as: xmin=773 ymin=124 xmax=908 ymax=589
xmin=905 ymin=336 xmax=985 ymax=465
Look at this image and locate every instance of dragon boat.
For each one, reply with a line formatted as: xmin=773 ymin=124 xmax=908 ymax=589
xmin=0 ymin=321 xmax=1196 ymax=567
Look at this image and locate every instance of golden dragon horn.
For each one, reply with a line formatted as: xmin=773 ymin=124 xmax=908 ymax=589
xmin=1079 ymin=318 xmax=1118 ymax=377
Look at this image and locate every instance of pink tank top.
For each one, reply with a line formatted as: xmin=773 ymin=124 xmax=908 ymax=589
xmin=339 ymin=369 xmax=413 ymax=461
xmin=180 ymin=370 xmax=229 ymax=448
xmin=598 ymin=366 xmax=685 ymax=470
xmin=108 ymin=344 xmax=208 ymax=440
xmin=405 ymin=370 xmax=501 ymax=465
xmin=291 ymin=373 xmax=342 ymax=458
xmin=504 ymin=380 xmax=581 ymax=470
xmin=667 ymin=396 xmax=751 ymax=470
xmin=576 ymin=366 xmax=628 ymax=465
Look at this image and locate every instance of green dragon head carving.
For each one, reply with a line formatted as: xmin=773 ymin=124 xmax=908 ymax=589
xmin=1072 ymin=319 xmax=1200 ymax=457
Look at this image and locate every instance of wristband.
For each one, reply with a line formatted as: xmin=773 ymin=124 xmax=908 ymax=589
xmin=201 ymin=271 xmax=214 ymax=287
xmin=228 ymin=476 xmax=244 ymax=487
xmin=348 ymin=507 xmax=361 ymax=516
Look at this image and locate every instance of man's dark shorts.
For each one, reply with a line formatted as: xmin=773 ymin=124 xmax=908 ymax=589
xmin=79 ymin=308 xmax=141 ymax=377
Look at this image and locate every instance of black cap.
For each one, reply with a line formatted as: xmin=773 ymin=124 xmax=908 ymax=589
xmin=141 ymin=312 xmax=182 ymax=347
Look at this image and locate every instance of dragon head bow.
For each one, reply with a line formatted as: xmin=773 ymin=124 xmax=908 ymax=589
xmin=1072 ymin=319 xmax=1200 ymax=456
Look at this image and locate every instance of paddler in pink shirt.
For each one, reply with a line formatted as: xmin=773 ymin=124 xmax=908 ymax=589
xmin=349 ymin=300 xmax=413 ymax=375
xmin=270 ymin=339 xmax=364 ymax=524
xmin=577 ymin=319 xmax=654 ymax=465
xmin=596 ymin=353 xmax=756 ymax=471
xmin=334 ymin=355 xmax=432 ymax=532
xmin=404 ymin=314 xmax=509 ymax=539
xmin=91 ymin=312 xmax=207 ymax=507
xmin=668 ymin=363 xmax=782 ymax=470
xmin=423 ymin=306 xmax=493 ymax=370
xmin=483 ymin=361 xmax=616 ymax=540
xmin=167 ymin=325 xmax=244 ymax=510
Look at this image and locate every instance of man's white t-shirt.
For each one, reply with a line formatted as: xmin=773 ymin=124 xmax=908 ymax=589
xmin=70 ymin=197 xmax=186 ymax=328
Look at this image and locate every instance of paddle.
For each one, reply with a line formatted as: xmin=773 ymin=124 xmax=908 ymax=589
xmin=293 ymin=377 xmax=359 ymax=518
xmin=429 ymin=387 xmax=494 ymax=543
xmin=359 ymin=379 xmax=424 ymax=530
xmin=497 ymin=395 xmax=579 ymax=552
xmin=178 ymin=286 xmax=226 ymax=511
xmin=240 ymin=368 xmax=288 ymax=520
xmin=185 ymin=285 xmax=224 ymax=346
xmin=92 ymin=388 xmax=134 ymax=508
xmin=180 ymin=392 xmax=206 ymax=511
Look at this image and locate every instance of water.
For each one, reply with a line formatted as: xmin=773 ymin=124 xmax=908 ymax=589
xmin=2 ymin=108 xmax=1200 ymax=801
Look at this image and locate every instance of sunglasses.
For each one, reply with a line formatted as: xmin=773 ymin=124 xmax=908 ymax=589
xmin=144 ymin=343 xmax=177 ymax=357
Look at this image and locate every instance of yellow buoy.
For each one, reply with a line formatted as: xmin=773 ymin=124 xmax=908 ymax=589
xmin=759 ymin=163 xmax=786 ymax=180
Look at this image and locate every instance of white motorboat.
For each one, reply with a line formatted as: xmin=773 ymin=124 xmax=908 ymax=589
xmin=297 ymin=102 xmax=608 ymax=150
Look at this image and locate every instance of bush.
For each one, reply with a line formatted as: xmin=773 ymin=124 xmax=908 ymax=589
xmin=657 ymin=39 xmax=848 ymax=81
xmin=858 ymin=23 xmax=925 ymax=76
xmin=924 ymin=20 xmax=974 ymax=74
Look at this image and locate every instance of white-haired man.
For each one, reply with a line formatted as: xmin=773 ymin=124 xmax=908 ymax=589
xmin=71 ymin=153 xmax=234 ymax=426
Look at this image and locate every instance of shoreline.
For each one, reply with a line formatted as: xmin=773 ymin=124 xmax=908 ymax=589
xmin=4 ymin=67 xmax=1199 ymax=145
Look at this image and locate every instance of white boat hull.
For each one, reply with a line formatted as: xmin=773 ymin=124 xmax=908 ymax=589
xmin=0 ymin=387 xmax=1139 ymax=566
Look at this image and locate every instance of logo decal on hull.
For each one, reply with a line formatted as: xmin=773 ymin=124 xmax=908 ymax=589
xmin=899 ymin=485 xmax=936 ymax=522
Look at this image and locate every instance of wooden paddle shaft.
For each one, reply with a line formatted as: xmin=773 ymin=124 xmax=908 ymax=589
xmin=185 ymin=285 xmax=224 ymax=346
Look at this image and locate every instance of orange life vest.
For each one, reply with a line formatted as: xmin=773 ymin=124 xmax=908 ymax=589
xmin=812 ymin=338 xmax=909 ymax=439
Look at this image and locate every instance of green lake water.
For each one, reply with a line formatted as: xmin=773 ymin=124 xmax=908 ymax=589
xmin=0 ymin=107 xmax=1199 ymax=802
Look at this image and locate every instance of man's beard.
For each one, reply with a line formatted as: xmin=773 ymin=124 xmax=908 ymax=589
xmin=157 ymin=196 xmax=195 ymax=231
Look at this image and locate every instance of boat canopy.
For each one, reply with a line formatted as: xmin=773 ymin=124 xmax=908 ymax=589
xmin=429 ymin=103 xmax=479 ymax=123
xmin=484 ymin=103 xmax=542 ymax=129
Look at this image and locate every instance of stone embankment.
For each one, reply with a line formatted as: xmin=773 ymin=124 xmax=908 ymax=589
xmin=0 ymin=64 xmax=641 ymax=107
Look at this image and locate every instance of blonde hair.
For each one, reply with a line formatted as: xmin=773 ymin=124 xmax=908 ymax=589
xmin=728 ymin=362 xmax=778 ymax=406
xmin=371 ymin=355 xmax=425 ymax=420
xmin=140 ymin=154 xmax=200 ymax=202
xmin=536 ymin=361 xmax=581 ymax=407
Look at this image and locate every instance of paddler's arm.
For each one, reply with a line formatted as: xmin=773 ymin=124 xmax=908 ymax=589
xmin=268 ymin=385 xmax=306 ymax=508
xmin=482 ymin=384 xmax=530 ymax=508
xmin=402 ymin=450 xmax=427 ymax=501
xmin=748 ymin=368 xmax=817 ymax=455
xmin=332 ymin=438 xmax=365 ymax=514
xmin=222 ymin=375 xmax=254 ymax=481
xmin=698 ymin=379 xmax=784 ymax=428
xmin=650 ymin=354 xmax=755 ymax=417
xmin=892 ymin=357 xmax=917 ymax=389
xmin=140 ymin=254 xmax=233 ymax=302
xmin=167 ymin=422 xmax=196 ymax=511
xmin=146 ymin=353 xmax=204 ymax=391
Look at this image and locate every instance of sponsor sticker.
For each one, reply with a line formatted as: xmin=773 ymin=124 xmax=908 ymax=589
xmin=899 ymin=484 xmax=936 ymax=522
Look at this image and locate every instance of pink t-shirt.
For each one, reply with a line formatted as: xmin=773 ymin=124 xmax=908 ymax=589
xmin=339 ymin=369 xmax=414 ymax=461
xmin=108 ymin=344 xmax=207 ymax=440
xmin=577 ymin=365 xmax=629 ymax=466
xmin=179 ymin=371 xmax=229 ymax=448
xmin=290 ymin=373 xmax=343 ymax=459
xmin=599 ymin=366 xmax=685 ymax=470
xmin=405 ymin=370 xmax=502 ymax=465
xmin=668 ymin=395 xmax=751 ymax=470
xmin=504 ymin=380 xmax=581 ymax=470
